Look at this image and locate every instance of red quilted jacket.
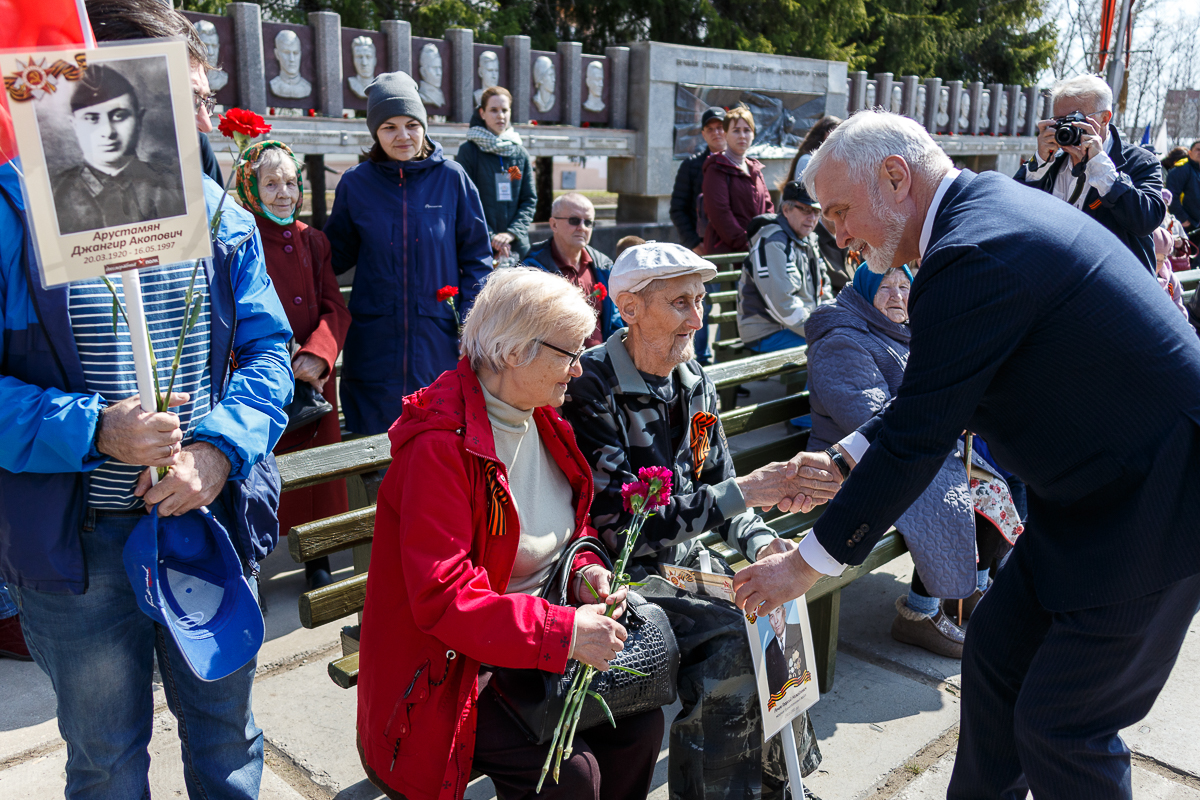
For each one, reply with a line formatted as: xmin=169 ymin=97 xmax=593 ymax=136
xmin=356 ymin=359 xmax=605 ymax=800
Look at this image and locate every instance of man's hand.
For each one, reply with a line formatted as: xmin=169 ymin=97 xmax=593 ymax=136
xmin=737 ymin=455 xmax=841 ymax=512
xmin=292 ymin=353 xmax=329 ymax=391
xmin=1061 ymin=114 xmax=1105 ymax=163
xmin=96 ymin=393 xmax=189 ymax=467
xmin=733 ymin=547 xmax=823 ymax=614
xmin=1034 ymin=119 xmax=1059 ymax=162
xmin=135 ymin=442 xmax=231 ymax=516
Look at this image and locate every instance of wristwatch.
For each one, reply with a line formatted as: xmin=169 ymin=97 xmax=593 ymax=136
xmin=824 ymin=446 xmax=851 ymax=480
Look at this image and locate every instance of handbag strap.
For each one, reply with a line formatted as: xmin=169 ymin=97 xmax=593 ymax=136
xmin=540 ymin=538 xmax=613 ymax=606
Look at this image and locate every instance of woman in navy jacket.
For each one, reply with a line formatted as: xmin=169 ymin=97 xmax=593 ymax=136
xmin=325 ymin=72 xmax=491 ymax=435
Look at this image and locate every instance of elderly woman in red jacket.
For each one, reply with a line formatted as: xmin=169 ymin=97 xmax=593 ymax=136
xmin=235 ymin=141 xmax=351 ymax=590
xmin=356 ymin=267 xmax=664 ymax=800
xmin=703 ymin=105 xmax=774 ymax=254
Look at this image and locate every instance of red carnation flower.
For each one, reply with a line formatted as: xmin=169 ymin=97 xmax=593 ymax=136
xmin=217 ymin=108 xmax=271 ymax=140
xmin=590 ymin=284 xmax=607 ymax=302
xmin=436 ymin=285 xmax=459 ymax=303
xmin=621 ymin=481 xmax=650 ymax=513
xmin=638 ymin=466 xmax=673 ymax=509
xmin=507 ymin=165 xmax=522 ymax=181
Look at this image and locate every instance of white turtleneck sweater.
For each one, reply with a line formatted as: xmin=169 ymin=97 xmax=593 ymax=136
xmin=481 ymin=384 xmax=578 ymax=596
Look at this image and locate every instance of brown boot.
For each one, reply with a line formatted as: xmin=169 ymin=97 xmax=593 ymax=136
xmin=891 ymin=596 xmax=965 ymax=659
xmin=943 ymin=588 xmax=985 ymax=628
xmin=0 ymin=613 xmax=32 ymax=661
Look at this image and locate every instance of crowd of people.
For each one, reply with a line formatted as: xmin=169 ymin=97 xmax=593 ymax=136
xmin=2 ymin=3 xmax=1200 ymax=800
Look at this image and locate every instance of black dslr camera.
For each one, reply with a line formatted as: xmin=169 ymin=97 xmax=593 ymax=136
xmin=1052 ymin=111 xmax=1088 ymax=147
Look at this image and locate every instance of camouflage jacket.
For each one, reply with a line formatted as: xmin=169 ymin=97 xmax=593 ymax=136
xmin=562 ymin=329 xmax=776 ymax=571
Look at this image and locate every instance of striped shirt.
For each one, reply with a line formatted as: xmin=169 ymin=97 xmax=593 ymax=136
xmin=69 ymin=263 xmax=213 ymax=509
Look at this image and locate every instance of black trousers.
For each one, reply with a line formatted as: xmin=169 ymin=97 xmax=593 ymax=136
xmin=472 ymin=685 xmax=664 ymax=800
xmin=911 ymin=512 xmax=1011 ymax=599
xmin=948 ymin=541 xmax=1200 ymax=800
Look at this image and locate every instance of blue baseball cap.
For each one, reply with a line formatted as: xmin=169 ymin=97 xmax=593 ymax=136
xmin=123 ymin=507 xmax=264 ymax=682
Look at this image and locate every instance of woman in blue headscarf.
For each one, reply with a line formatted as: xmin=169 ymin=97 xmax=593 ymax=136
xmin=803 ymin=264 xmax=1023 ymax=660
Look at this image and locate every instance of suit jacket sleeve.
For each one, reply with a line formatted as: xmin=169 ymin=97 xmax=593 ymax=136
xmin=816 ymin=246 xmax=1037 ymax=564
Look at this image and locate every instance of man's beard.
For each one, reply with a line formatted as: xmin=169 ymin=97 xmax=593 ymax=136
xmin=670 ymin=332 xmax=696 ymax=365
xmin=848 ymin=185 xmax=907 ymax=274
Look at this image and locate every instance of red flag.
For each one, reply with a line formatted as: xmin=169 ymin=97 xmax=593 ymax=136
xmin=0 ymin=0 xmax=94 ymax=163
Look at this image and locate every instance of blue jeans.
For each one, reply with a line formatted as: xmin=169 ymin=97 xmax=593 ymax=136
xmin=0 ymin=583 xmax=17 ymax=620
xmin=10 ymin=510 xmax=263 ymax=800
xmin=745 ymin=329 xmax=806 ymax=353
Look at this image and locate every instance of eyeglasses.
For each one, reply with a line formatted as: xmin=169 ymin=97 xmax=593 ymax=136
xmin=552 ymin=216 xmax=595 ymax=229
xmin=193 ymin=94 xmax=217 ymax=115
xmin=537 ymin=339 xmax=585 ymax=367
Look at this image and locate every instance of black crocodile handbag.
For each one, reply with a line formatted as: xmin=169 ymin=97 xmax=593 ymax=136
xmin=488 ymin=539 xmax=680 ymax=745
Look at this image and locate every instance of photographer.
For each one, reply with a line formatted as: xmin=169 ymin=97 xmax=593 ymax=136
xmin=1015 ymin=75 xmax=1165 ymax=272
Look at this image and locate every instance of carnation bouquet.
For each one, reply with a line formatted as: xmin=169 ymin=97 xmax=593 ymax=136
xmin=537 ymin=466 xmax=673 ymax=790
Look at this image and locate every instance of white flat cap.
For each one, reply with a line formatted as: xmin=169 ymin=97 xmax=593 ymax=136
xmin=609 ymin=242 xmax=718 ymax=298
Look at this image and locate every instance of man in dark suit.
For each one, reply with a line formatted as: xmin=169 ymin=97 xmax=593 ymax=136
xmin=733 ymin=110 xmax=1200 ymax=800
xmin=1014 ymin=75 xmax=1164 ymax=273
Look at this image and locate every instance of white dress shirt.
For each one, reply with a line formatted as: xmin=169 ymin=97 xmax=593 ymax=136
xmin=1023 ymin=134 xmax=1118 ymax=211
xmin=795 ymin=168 xmax=961 ymax=577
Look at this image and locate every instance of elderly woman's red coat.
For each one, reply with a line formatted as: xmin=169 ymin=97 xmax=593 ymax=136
xmin=357 ymin=359 xmax=606 ymax=800
xmin=702 ymin=152 xmax=774 ymax=254
xmin=256 ymin=218 xmax=352 ymax=531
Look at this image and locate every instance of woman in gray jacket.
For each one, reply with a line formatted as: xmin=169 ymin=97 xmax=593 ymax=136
xmin=805 ymin=265 xmax=1024 ymax=659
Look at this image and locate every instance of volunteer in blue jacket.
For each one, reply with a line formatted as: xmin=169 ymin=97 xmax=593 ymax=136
xmin=325 ymin=71 xmax=492 ymax=435
xmin=0 ymin=141 xmax=293 ymax=797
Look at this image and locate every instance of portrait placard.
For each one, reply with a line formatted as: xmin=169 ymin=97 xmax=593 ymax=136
xmin=1 ymin=40 xmax=211 ymax=287
xmin=743 ymin=597 xmax=820 ymax=740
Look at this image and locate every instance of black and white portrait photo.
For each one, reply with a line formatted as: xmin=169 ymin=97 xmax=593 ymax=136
xmin=38 ymin=56 xmax=187 ymax=235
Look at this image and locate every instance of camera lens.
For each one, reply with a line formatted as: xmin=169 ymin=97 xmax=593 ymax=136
xmin=1055 ymin=124 xmax=1082 ymax=147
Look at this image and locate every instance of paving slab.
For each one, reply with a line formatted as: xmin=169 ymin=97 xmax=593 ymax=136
xmin=834 ymin=552 xmax=964 ymax=687
xmin=800 ymin=652 xmax=960 ymax=800
xmin=1122 ymin=613 xmax=1200 ymax=779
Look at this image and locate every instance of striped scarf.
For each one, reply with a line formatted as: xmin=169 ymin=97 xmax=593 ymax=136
xmin=465 ymin=125 xmax=524 ymax=158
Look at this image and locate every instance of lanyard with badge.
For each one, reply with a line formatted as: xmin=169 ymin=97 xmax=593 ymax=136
xmin=496 ymin=155 xmax=513 ymax=202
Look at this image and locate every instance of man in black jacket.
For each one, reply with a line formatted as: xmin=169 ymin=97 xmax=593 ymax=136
xmin=1014 ymin=75 xmax=1164 ymax=272
xmin=1166 ymin=140 xmax=1200 ymax=265
xmin=670 ymin=107 xmax=727 ymax=253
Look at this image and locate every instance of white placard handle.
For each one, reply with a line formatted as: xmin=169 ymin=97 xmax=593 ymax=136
xmin=120 ymin=269 xmax=160 ymax=487
xmin=781 ymin=722 xmax=806 ymax=800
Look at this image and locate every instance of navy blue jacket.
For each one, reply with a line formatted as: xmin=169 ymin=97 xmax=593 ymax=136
xmin=815 ymin=170 xmax=1200 ymax=612
xmin=523 ymin=239 xmax=622 ymax=340
xmin=1014 ymin=125 xmax=1165 ymax=273
xmin=0 ymin=164 xmax=293 ymax=593
xmin=1166 ymin=158 xmax=1200 ymax=230
xmin=324 ymin=140 xmax=492 ymax=435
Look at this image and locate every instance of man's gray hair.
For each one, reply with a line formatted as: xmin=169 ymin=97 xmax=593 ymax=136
xmin=1050 ymin=75 xmax=1113 ymax=114
xmin=550 ymin=192 xmax=594 ymax=217
xmin=460 ymin=267 xmax=597 ymax=373
xmin=803 ymin=110 xmax=953 ymax=202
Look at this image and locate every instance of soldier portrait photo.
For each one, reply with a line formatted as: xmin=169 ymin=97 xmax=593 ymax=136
xmin=39 ymin=57 xmax=186 ymax=235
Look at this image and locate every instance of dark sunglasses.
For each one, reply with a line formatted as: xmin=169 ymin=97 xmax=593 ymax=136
xmin=537 ymin=339 xmax=585 ymax=367
xmin=553 ymin=216 xmax=595 ymax=229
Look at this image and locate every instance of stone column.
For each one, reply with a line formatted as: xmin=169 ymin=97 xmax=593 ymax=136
xmin=1005 ymin=85 xmax=1021 ymax=135
xmin=606 ymin=46 xmax=630 ymax=129
xmin=923 ymin=77 xmax=942 ymax=132
xmin=987 ymin=83 xmax=1004 ymax=135
xmin=1022 ymin=86 xmax=1039 ymax=136
xmin=901 ymin=75 xmax=920 ymax=118
xmin=309 ymin=11 xmax=341 ymax=118
xmin=874 ymin=72 xmax=893 ymax=111
xmin=557 ymin=41 xmax=583 ymax=128
xmin=848 ymin=71 xmax=867 ymax=113
xmin=446 ymin=27 xmax=473 ymax=123
xmin=1040 ymin=91 xmax=1053 ymax=122
xmin=228 ymin=2 xmax=266 ymax=114
xmin=506 ymin=35 xmax=532 ymax=124
xmin=381 ymin=20 xmax=412 ymax=75
xmin=946 ymin=80 xmax=963 ymax=134
xmin=967 ymin=81 xmax=983 ymax=135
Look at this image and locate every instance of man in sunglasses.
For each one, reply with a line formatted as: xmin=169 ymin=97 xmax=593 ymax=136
xmin=1015 ymin=74 xmax=1164 ymax=272
xmin=523 ymin=192 xmax=622 ymax=347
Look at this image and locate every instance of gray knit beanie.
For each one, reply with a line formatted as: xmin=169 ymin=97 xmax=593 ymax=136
xmin=366 ymin=72 xmax=428 ymax=138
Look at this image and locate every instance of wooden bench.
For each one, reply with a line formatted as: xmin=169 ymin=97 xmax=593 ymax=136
xmin=277 ymin=345 xmax=910 ymax=693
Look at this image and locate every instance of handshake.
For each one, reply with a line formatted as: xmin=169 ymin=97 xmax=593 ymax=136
xmin=735 ymin=449 xmax=848 ymax=513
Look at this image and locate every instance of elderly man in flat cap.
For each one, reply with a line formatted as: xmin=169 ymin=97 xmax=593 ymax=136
xmin=52 ymin=63 xmax=185 ymax=235
xmin=561 ymin=242 xmax=838 ymax=800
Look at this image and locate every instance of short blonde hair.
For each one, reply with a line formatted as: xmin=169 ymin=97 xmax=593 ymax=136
xmin=460 ymin=267 xmax=597 ymax=373
xmin=724 ymin=105 xmax=755 ymax=134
